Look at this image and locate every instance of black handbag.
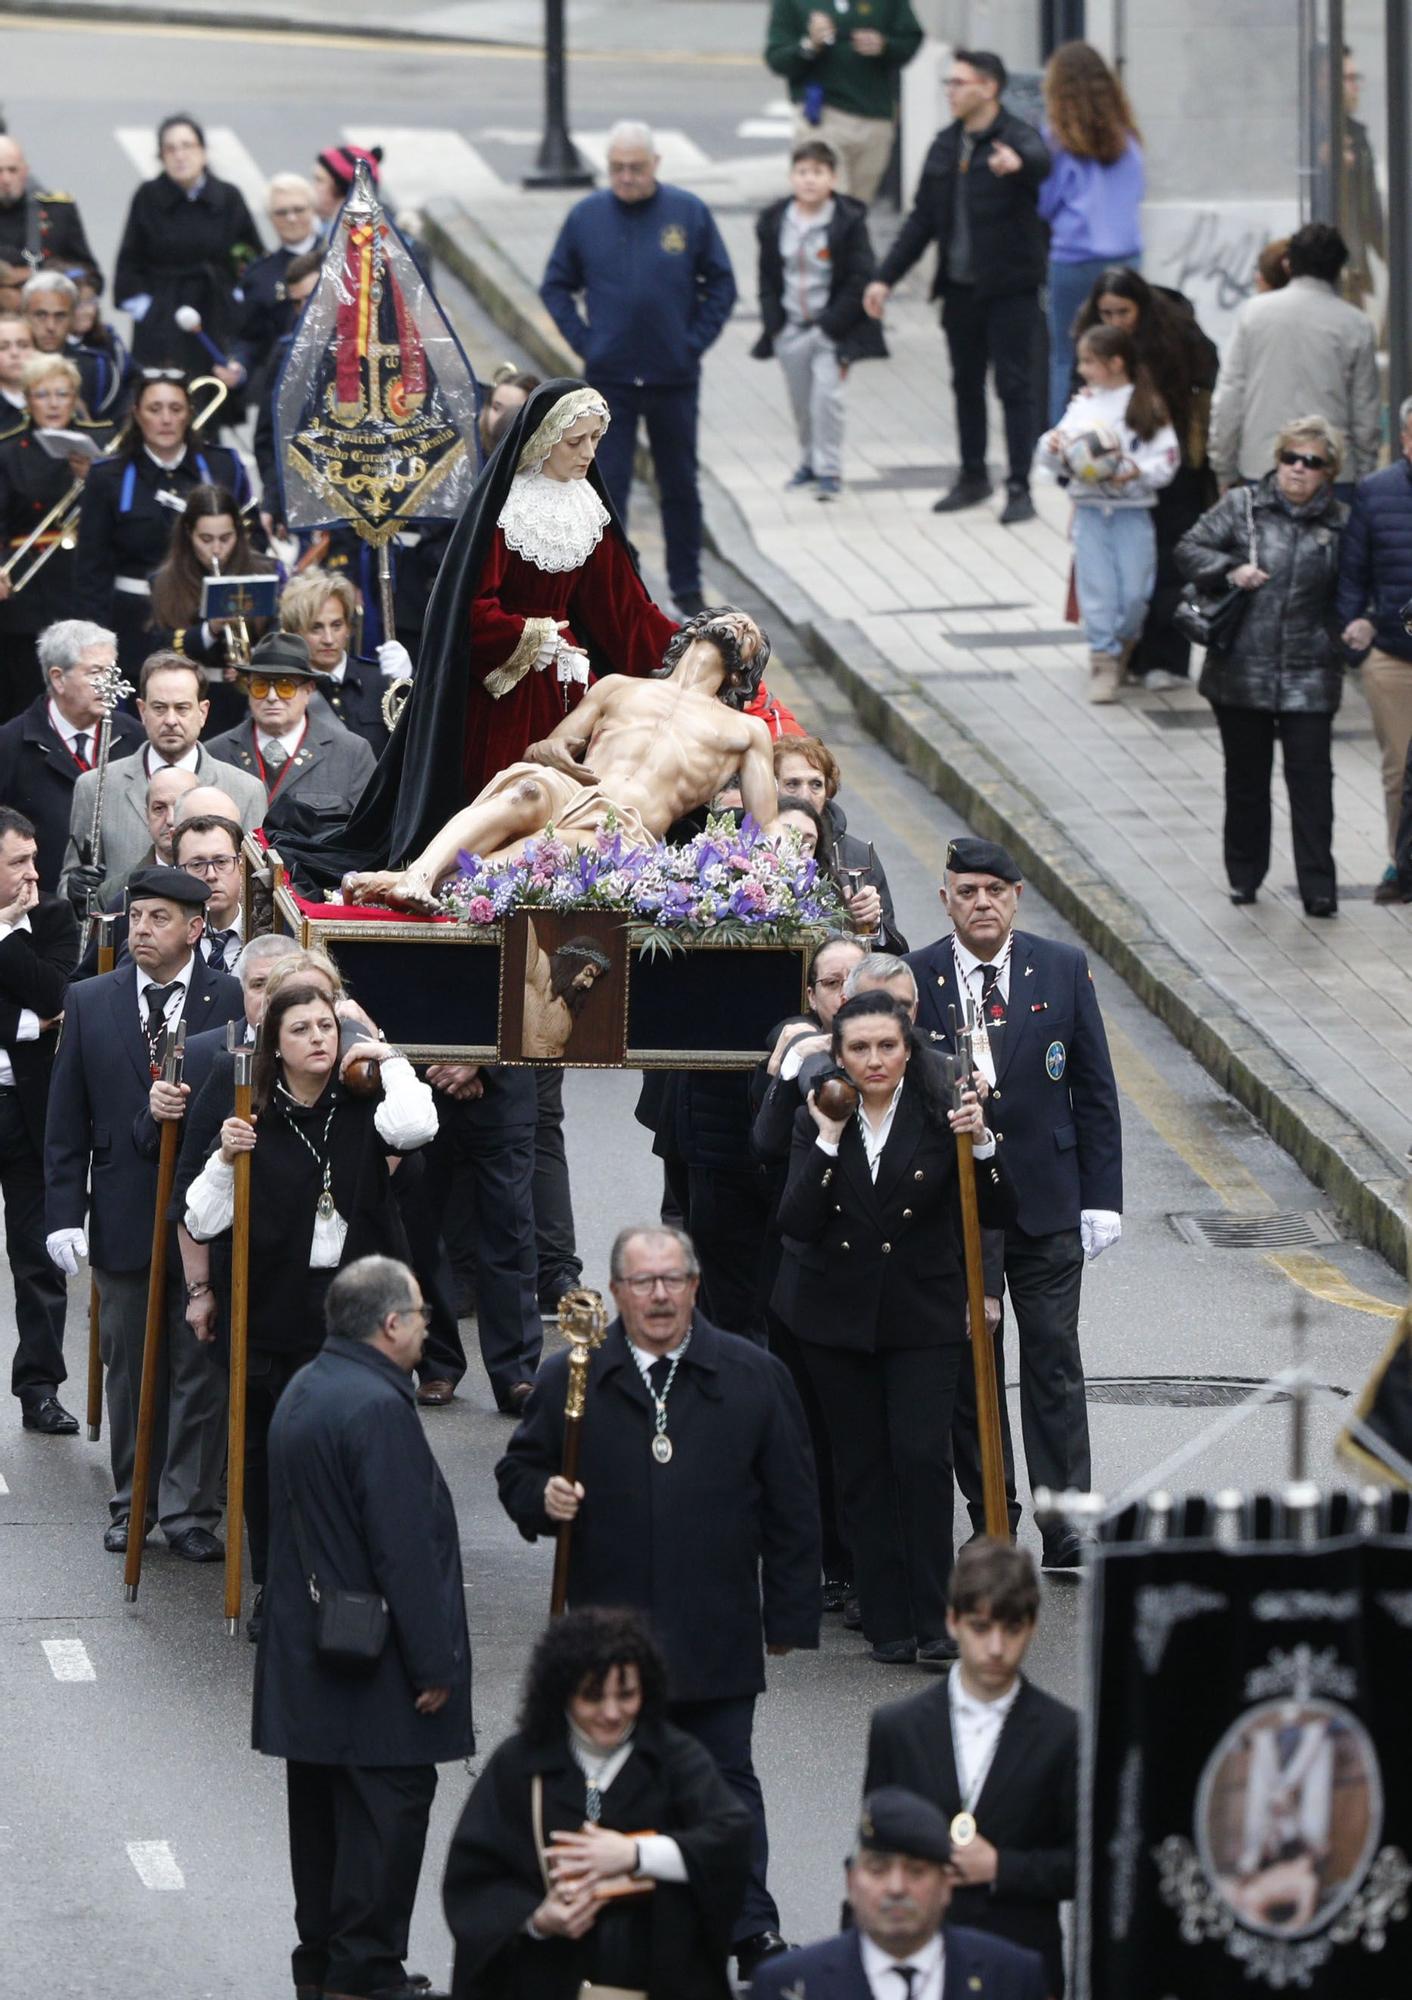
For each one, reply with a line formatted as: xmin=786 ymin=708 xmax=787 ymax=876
xmin=286 ymin=1484 xmax=389 ymax=1672
xmin=1174 ymin=485 xmax=1257 ymax=652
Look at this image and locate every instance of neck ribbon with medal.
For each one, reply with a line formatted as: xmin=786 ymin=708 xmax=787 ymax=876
xmin=646 ymin=1332 xmax=691 ymax=1465
xmin=948 ymin=1684 xmax=1007 ymax=1851
xmin=277 ymin=1084 xmax=339 ymax=1222
xmin=953 ymin=934 xmax=1011 ymax=1078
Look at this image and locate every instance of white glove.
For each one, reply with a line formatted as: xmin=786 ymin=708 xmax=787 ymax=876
xmin=46 ymin=1226 xmax=89 ymax=1276
xmin=120 ymin=293 xmax=152 ymax=322
xmin=556 ymin=644 xmax=590 ymax=688
xmin=1080 ymin=1210 xmax=1122 ymax=1261
xmin=376 ymin=639 xmax=413 ymax=680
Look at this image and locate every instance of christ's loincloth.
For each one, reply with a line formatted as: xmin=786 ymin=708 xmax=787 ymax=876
xmin=477 ymin=760 xmax=656 ymax=851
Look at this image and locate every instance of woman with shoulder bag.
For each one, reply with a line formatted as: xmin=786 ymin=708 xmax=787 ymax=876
xmin=1175 ymin=413 xmax=1349 ymax=915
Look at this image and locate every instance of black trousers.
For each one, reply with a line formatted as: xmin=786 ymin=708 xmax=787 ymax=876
xmin=802 ymin=1341 xmax=965 ymax=1645
xmin=245 ymin=1342 xmax=321 ymax=1587
xmin=1212 ymin=703 xmax=1336 ymax=904
xmin=391 ymin=1153 xmax=466 ymax=1390
xmin=670 ymin=1695 xmax=776 ymax=1941
xmin=951 ymin=1306 xmax=1022 ymax=1537
xmin=286 ymin=1759 xmax=437 ymax=1996
xmin=0 ymin=1089 xmax=70 ymax=1404
xmin=1003 ymin=1226 xmax=1091 ymax=1503
xmin=532 ymin=1067 xmax=582 ymax=1305
xmin=768 ymin=1308 xmax=850 ymax=1577
xmin=940 ymin=286 xmax=1041 ymax=489
xmin=423 ymin=1099 xmax=542 ymax=1408
xmin=595 ymin=378 xmax=703 ymax=600
xmin=685 ymin=1164 xmax=770 ymax=1345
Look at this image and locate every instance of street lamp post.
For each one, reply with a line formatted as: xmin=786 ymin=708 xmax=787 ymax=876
xmin=523 ymin=0 xmax=594 ymax=190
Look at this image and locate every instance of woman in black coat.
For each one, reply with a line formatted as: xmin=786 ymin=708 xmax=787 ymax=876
xmin=772 ymin=990 xmax=1014 ymax=1667
xmin=444 ymin=1606 xmax=752 ymax=2000
xmin=114 ymin=113 xmax=261 ymax=384
xmin=1175 ymin=413 xmax=1348 ymax=915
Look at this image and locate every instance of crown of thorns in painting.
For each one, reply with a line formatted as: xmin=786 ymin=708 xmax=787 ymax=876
xmin=275 ymin=160 xmax=481 ymax=547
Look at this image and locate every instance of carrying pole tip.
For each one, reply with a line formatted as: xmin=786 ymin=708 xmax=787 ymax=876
xmin=87 ymin=1425 xmax=100 ymax=1442
xmin=123 ymin=1583 xmax=138 ymax=1603
xmin=225 ymin=1616 xmax=239 ymax=1640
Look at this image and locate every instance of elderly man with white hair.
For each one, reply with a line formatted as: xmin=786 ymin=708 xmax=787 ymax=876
xmin=20 ymin=270 xmax=121 ymax=418
xmin=233 ymin=172 xmax=323 ymax=392
xmin=540 ymin=117 xmax=736 ymax=618
xmin=0 ymin=133 xmax=101 ymax=313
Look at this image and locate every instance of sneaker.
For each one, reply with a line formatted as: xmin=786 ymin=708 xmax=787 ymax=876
xmin=1088 ymin=652 xmax=1121 ymax=704
xmin=999 ymin=487 xmax=1035 ymax=525
xmin=932 ymin=473 xmax=992 ymax=513
xmin=1143 ymin=667 xmax=1186 ymax=691
xmin=815 ymin=476 xmax=841 ymax=502
xmin=785 ymin=464 xmax=816 ymax=489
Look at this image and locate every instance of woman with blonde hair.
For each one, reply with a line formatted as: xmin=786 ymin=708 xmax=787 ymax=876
xmin=1176 ymin=414 xmax=1348 ymax=916
xmin=277 ymin=566 xmax=391 ymax=750
xmin=1040 ymin=40 xmax=1145 ymax=423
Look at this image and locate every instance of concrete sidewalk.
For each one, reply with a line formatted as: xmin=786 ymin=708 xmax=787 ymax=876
xmin=420 ymin=170 xmax=1412 ymax=1272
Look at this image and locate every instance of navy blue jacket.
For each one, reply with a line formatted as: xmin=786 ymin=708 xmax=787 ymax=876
xmin=752 ymin=1925 xmax=1047 ymax=2000
xmin=252 ymin=1335 xmax=474 ymax=1767
xmin=906 ymin=929 xmax=1122 ymax=1236
xmin=0 ymin=695 xmax=144 ymax=893
xmin=1335 ymin=455 xmax=1412 ymax=662
xmin=540 ymin=185 xmax=737 ymax=387
xmin=44 ymin=953 xmax=243 ymax=1271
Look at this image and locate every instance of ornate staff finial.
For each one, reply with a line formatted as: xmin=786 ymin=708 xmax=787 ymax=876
xmin=94 ymin=659 xmax=134 ymax=714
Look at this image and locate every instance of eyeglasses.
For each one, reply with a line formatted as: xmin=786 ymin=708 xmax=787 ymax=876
xmin=182 ymin=854 xmax=239 ymax=876
xmin=271 ymin=205 xmax=312 ymax=219
xmin=618 ymin=1272 xmax=694 ymax=1296
xmin=1279 ymin=449 xmax=1330 ymax=471
xmin=240 ymin=674 xmax=308 ymax=699
xmin=138 ymin=367 xmax=188 ymax=383
xmin=395 ymin=1302 xmax=433 ymax=1324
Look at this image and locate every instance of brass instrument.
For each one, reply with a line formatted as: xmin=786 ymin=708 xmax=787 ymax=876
xmin=0 ymin=373 xmax=229 ymax=597
xmin=380 ymin=675 xmax=413 ymax=734
xmin=208 ymin=552 xmax=252 ymax=669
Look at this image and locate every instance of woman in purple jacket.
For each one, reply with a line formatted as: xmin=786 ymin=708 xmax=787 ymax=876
xmin=1039 ymin=42 xmax=1145 ymax=424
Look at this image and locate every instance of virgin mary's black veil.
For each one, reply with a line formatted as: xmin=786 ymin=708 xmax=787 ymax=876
xmin=276 ymin=377 xmax=646 ymax=888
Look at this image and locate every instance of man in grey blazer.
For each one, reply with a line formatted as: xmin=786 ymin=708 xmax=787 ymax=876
xmin=60 ymin=653 xmax=265 ymax=907
xmin=203 ymin=631 xmax=376 ymax=816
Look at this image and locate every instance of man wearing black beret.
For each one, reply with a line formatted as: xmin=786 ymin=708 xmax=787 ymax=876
xmin=752 ymin=1785 xmax=1047 ymax=1998
xmin=44 ymin=863 xmax=243 ymax=1556
xmin=906 ymin=836 xmax=1122 ymax=1570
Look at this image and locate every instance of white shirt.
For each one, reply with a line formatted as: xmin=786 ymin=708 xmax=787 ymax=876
xmin=951 ymin=933 xmax=1013 ymax=1088
xmin=144 ymin=444 xmax=187 ymax=472
xmin=281 ymin=230 xmax=319 ymax=256
xmin=200 ymin=906 xmax=243 ymax=961
xmin=46 ymin=699 xmax=91 ymax=757
xmin=256 ymin=720 xmax=307 ymax=762
xmin=144 ymin=742 xmax=201 ymax=776
xmin=565 ymin=1720 xmax=687 ymax=1883
xmin=324 ymin=654 xmax=349 ymax=685
xmin=949 ymin=1668 xmax=1021 ymax=1805
xmin=135 ymin=958 xmax=192 ymax=1040
xmin=1 ymin=388 xmax=24 ymax=415
xmin=859 ymin=1931 xmax=945 ymax=2000
xmin=629 ymin=1335 xmax=689 ymax=1385
xmin=815 ymin=1077 xmax=995 ymax=1171
xmin=0 ymin=912 xmax=40 ymax=1085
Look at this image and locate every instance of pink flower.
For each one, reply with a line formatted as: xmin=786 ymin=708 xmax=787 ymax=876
xmin=464 ymin=895 xmax=495 ymax=924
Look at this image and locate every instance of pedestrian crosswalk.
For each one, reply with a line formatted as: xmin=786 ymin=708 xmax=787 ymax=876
xmin=114 ymin=125 xmax=274 ymax=229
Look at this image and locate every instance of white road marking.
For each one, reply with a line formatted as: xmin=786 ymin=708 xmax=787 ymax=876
xmin=0 ymin=1471 xmax=9 ymax=1494
xmin=572 ymin=129 xmax=713 ymax=177
xmin=737 ymin=119 xmax=795 ymax=140
xmin=41 ymin=1638 xmax=95 ymax=1682
xmin=342 ymin=126 xmax=507 ymax=207
xmin=126 ymin=1840 xmax=185 ymax=1890
xmin=115 ymin=127 xmax=271 ymax=226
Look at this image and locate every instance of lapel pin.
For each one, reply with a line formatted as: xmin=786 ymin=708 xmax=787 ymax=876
xmin=1024 ymin=964 xmax=1035 ymax=977
xmin=1031 ymin=1001 xmax=1048 ymax=1013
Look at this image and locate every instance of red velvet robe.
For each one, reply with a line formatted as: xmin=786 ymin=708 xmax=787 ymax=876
xmin=464 ymin=526 xmax=677 ymax=800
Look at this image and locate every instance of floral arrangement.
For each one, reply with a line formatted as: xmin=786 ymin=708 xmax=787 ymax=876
xmin=440 ymin=812 xmax=843 ymax=948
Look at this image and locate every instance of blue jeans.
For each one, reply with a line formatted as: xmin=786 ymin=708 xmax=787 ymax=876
xmin=1047 ymin=253 xmax=1140 ymax=424
xmin=1072 ymin=504 xmax=1156 ymax=655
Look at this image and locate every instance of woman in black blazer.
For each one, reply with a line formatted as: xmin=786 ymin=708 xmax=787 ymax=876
xmin=773 ymin=991 xmax=1014 ymax=1668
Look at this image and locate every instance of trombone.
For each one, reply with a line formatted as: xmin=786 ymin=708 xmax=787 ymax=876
xmin=0 ymin=374 xmax=230 ymax=598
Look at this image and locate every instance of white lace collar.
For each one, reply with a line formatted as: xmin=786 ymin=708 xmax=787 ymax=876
xmin=499 ymin=470 xmax=609 ymax=574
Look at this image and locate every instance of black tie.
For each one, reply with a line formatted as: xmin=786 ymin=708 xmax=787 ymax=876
xmin=143 ymin=982 xmax=178 ymax=1062
xmin=207 ymin=928 xmax=237 ymax=972
xmin=648 ymin=1357 xmax=671 ymax=1395
xmin=979 ymin=962 xmax=1007 ymax=1031
xmin=73 ymin=732 xmax=90 ymax=768
xmin=892 ymin=1970 xmax=919 ymax=1999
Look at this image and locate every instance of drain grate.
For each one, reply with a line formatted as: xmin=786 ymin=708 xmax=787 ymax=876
xmin=1168 ymin=1209 xmax=1343 ymax=1250
xmin=1087 ymin=1374 xmax=1349 ymax=1407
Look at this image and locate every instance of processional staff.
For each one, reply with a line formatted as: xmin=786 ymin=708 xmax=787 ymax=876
xmin=224 ymin=1023 xmax=255 ymax=1637
xmin=85 ymin=909 xmax=118 ymax=1442
xmin=123 ymin=1016 xmax=187 ymax=1602
xmin=77 ymin=659 xmax=134 ymax=956
xmin=550 ymin=1288 xmax=609 ymax=1617
xmin=946 ymin=998 xmax=1011 ymax=1541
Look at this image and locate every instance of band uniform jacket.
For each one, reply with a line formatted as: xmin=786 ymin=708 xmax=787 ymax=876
xmin=864 ymin=1675 xmax=1078 ymax=1996
xmin=751 ymin=1924 xmax=1047 ymax=2000
xmin=0 ymin=696 xmax=143 ymax=892
xmin=252 ymin=1335 xmax=474 ymax=1768
xmin=205 ymin=709 xmax=377 ymax=817
xmin=496 ymin=1313 xmax=822 ymax=1703
xmin=74 ymin=442 xmax=252 ymax=622
xmin=0 ymin=187 xmax=101 ymax=287
xmin=311 ymin=659 xmax=392 ymax=754
xmin=0 ymin=893 xmax=78 ymax=1151
xmin=772 ymin=1082 xmax=1015 ymax=1352
xmin=905 ymin=930 xmax=1122 ymax=1238
xmin=0 ymin=418 xmax=118 ymax=638
xmin=443 ymin=1717 xmax=751 ymax=2000
xmin=61 ymin=741 xmax=267 ymax=904
xmin=43 ymin=953 xmax=242 ymax=1272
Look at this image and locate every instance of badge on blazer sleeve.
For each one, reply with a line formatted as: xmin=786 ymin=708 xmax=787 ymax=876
xmin=1046 ymin=1040 xmax=1066 ymax=1080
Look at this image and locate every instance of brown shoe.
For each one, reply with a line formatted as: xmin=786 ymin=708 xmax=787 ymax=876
xmin=416 ymin=1379 xmax=456 ymax=1407
xmin=1373 ymin=874 xmax=1408 ymax=905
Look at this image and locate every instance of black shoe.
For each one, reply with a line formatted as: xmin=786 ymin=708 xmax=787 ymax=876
xmin=933 ymin=473 xmax=991 ymax=513
xmin=501 ymin=1381 xmax=534 ymax=1416
xmin=999 ymin=487 xmax=1036 ymax=525
xmin=917 ymin=1635 xmax=960 ymax=1669
xmin=841 ymin=1595 xmax=862 ymax=1630
xmin=822 ymin=1576 xmax=854 ymax=1614
xmin=168 ymin=1526 xmax=224 ymax=1563
xmin=870 ymin=1638 xmax=918 ymax=1666
xmin=1304 ymin=897 xmax=1337 ymax=918
xmin=1229 ymin=887 xmax=1258 ymax=905
xmin=103 ymin=1519 xmax=129 ymax=1554
xmin=1373 ymin=871 xmax=1407 ymax=905
xmin=246 ymin=1587 xmax=264 ymax=1644
xmin=1041 ymin=1533 xmax=1087 ymax=1572
xmin=21 ymin=1394 xmax=79 ymax=1435
xmin=735 ymin=1930 xmax=791 ymax=1980
xmin=675 ymin=589 xmax=707 ymax=618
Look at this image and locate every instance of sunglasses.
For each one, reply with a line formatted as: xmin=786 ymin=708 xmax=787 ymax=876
xmin=1279 ymin=449 xmax=1330 ymax=471
xmin=240 ymin=674 xmax=309 ymax=698
xmin=138 ymin=367 xmax=189 ymax=384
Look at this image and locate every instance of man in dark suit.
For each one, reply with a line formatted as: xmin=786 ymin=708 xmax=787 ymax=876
xmin=906 ymin=838 xmax=1123 ymax=1569
xmin=0 ymin=619 xmax=142 ymax=889
xmin=44 ymin=864 xmax=243 ymax=1555
xmin=497 ymin=1221 xmax=821 ymax=1983
xmin=254 ymin=1255 xmax=472 ymax=2000
xmin=753 ymin=1786 xmax=1047 ymax=2000
xmin=0 ymin=807 xmax=79 ymax=1431
xmin=864 ymin=1540 xmax=1077 ymax=1996
xmin=205 ymin=629 xmax=376 ymax=815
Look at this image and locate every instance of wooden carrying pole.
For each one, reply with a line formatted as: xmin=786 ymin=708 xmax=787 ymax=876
xmin=85 ymin=912 xmax=118 ymax=1440
xmin=949 ymin=1003 xmax=1011 ymax=1541
xmin=123 ymin=1019 xmax=186 ymax=1600
xmin=224 ymin=1034 xmax=255 ymax=1636
xmin=549 ymin=1288 xmax=607 ymax=1617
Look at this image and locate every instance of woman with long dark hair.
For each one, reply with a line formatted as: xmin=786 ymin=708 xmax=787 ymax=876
xmin=148 ymin=483 xmax=277 ymax=731
xmin=1072 ymin=265 xmax=1221 ymax=685
xmin=443 ymin=1606 xmax=752 ymax=2000
xmin=773 ymin=990 xmax=1014 ymax=1667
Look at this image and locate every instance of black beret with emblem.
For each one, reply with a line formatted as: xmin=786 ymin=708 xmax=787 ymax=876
xmin=945 ymin=836 xmax=1022 ymax=882
xmin=857 ymin=1786 xmax=952 ymax=1865
xmin=126 ymin=865 xmax=211 ymax=909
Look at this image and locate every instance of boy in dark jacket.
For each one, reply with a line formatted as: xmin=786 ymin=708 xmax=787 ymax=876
xmin=752 ymin=140 xmax=886 ymax=501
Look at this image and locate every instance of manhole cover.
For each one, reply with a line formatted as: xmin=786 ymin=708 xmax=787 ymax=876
xmin=1168 ymin=1210 xmax=1343 ymax=1250
xmin=1087 ymin=1375 xmax=1349 ymax=1407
